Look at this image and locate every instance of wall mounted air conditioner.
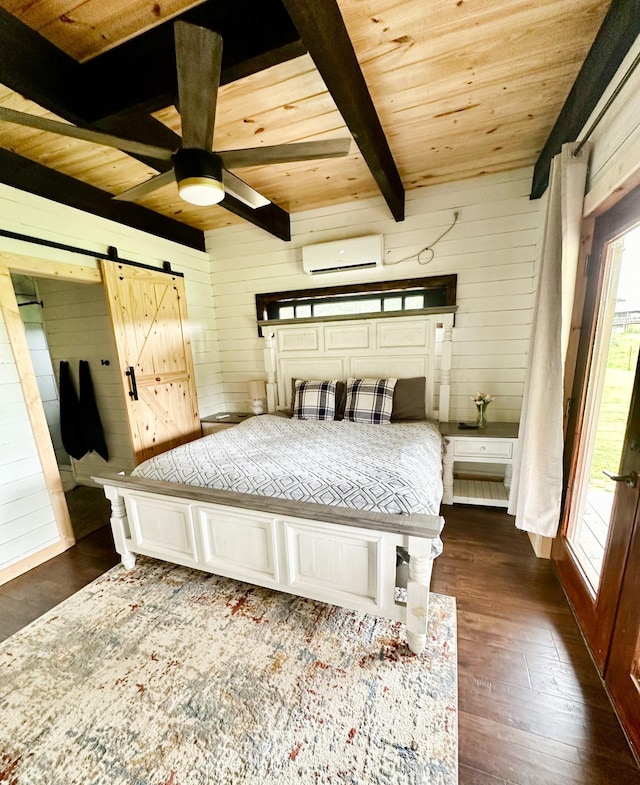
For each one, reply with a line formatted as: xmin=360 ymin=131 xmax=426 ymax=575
xmin=302 ymin=234 xmax=384 ymax=275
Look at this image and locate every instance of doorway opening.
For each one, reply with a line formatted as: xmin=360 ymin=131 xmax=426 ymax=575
xmin=10 ymin=273 xmax=121 ymax=542
xmin=12 ymin=273 xmax=74 ymax=492
xmin=565 ymin=224 xmax=640 ymax=593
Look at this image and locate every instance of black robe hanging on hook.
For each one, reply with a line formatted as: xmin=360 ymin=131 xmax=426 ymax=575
xmin=79 ymin=360 xmax=109 ymax=461
xmin=59 ymin=360 xmax=88 ymax=460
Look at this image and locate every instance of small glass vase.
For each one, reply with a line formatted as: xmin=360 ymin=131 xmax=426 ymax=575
xmin=476 ymin=403 xmax=488 ymax=428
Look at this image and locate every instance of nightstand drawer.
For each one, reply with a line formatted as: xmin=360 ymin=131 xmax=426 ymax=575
xmin=453 ymin=439 xmax=513 ymax=460
xmin=202 ymin=421 xmax=236 ymax=435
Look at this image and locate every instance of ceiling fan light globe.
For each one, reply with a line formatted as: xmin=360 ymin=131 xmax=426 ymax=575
xmin=173 ymin=148 xmax=225 ymax=206
xmin=178 ymin=176 xmax=225 ymax=206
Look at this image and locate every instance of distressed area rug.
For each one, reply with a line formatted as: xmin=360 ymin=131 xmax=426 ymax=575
xmin=0 ymin=558 xmax=457 ymax=785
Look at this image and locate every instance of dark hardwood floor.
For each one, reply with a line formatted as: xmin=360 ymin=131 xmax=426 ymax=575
xmin=431 ymin=505 xmax=640 ymax=785
xmin=0 ymin=495 xmax=118 ymax=642
xmin=0 ymin=495 xmax=638 ymax=784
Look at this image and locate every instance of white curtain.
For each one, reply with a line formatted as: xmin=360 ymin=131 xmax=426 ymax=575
xmin=508 ymin=142 xmax=591 ymax=537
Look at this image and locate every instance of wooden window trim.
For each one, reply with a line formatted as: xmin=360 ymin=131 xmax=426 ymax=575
xmin=255 ymin=274 xmax=457 ymax=334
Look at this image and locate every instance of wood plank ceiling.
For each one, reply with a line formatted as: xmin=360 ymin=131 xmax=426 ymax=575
xmin=0 ymin=0 xmax=614 ymax=246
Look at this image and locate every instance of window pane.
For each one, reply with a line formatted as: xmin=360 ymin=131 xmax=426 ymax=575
xmin=278 ymin=306 xmax=294 ymax=319
xmin=314 ymin=299 xmax=381 ymax=317
xmin=405 ymin=295 xmax=424 ymax=310
xmin=296 ymin=304 xmax=312 ymax=318
xmin=384 ymin=297 xmax=403 ymax=311
xmin=566 ymin=228 xmax=640 ymax=593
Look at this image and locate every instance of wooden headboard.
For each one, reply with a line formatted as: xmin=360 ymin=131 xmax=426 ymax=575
xmin=262 ymin=313 xmax=453 ymax=421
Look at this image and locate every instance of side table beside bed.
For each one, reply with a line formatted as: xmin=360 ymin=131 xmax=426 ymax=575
xmin=439 ymin=421 xmax=519 ymax=508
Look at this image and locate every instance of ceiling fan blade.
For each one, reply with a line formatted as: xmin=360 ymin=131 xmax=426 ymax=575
xmin=222 ymin=170 xmax=270 ymax=209
xmin=217 ymin=138 xmax=352 ymax=169
xmin=0 ymin=106 xmax=174 ymax=162
xmin=113 ymin=169 xmax=176 ymax=202
xmin=174 ymin=21 xmax=223 ymax=150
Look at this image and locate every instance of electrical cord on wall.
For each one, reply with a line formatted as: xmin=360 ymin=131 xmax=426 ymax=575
xmin=385 ymin=210 xmax=459 ymax=266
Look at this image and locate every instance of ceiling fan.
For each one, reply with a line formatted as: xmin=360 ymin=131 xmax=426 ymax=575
xmin=0 ymin=20 xmax=351 ymax=210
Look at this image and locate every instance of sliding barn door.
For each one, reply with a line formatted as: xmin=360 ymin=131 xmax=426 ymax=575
xmin=102 ymin=260 xmax=201 ymax=464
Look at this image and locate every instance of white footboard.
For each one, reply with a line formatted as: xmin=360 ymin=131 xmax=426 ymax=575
xmin=98 ymin=475 xmax=443 ymax=655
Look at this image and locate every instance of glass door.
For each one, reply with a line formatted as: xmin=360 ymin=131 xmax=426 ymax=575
xmin=565 ymin=227 xmax=640 ymax=593
xmin=604 ymin=357 xmax=640 ymax=755
xmin=554 ymin=185 xmax=640 ymax=677
xmin=555 ymin=186 xmax=640 ymax=755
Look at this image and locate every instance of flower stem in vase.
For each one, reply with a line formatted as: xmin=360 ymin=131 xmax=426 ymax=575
xmin=472 ymin=392 xmax=493 ymax=429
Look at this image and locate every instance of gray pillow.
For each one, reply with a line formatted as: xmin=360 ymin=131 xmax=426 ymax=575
xmin=391 ymin=377 xmax=426 ymax=421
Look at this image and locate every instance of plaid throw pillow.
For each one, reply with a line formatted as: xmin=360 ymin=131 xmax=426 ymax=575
xmin=292 ymin=380 xmax=338 ymax=420
xmin=345 ymin=378 xmax=397 ymax=424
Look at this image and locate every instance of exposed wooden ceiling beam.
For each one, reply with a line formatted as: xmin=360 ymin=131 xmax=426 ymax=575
xmin=0 ymin=8 xmax=84 ymax=121
xmin=0 ymin=148 xmax=205 ymax=251
xmin=530 ymin=0 xmax=640 ymax=199
xmin=281 ymin=0 xmax=405 ymax=222
xmin=0 ymin=5 xmax=293 ymax=242
xmin=0 ymin=11 xmax=202 ymax=249
xmin=82 ymin=0 xmax=305 ymax=123
xmin=220 ymin=196 xmax=291 ymax=242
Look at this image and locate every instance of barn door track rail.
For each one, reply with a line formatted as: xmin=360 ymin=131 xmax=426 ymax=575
xmin=0 ymin=228 xmax=183 ymax=277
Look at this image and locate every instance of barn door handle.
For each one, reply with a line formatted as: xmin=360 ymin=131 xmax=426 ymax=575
xmin=125 ymin=366 xmax=138 ymax=400
xmin=603 ymin=469 xmax=637 ymax=488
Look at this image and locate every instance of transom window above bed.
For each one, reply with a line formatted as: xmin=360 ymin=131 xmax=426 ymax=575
xmin=256 ymin=275 xmax=457 ymax=333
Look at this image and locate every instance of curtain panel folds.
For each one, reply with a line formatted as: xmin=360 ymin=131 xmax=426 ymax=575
xmin=508 ymin=142 xmax=591 ymax=538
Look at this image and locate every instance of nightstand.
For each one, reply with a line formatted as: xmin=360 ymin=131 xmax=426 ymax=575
xmin=439 ymin=422 xmax=519 ymax=507
xmin=201 ymin=412 xmax=253 ymax=435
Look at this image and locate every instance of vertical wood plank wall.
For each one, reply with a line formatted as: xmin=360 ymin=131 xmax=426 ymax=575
xmin=205 ymin=167 xmax=544 ymax=424
xmin=0 ymin=184 xmax=222 ymax=577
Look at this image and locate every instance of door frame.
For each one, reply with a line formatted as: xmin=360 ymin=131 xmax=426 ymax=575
xmin=554 ymin=185 xmax=640 ymax=671
xmin=0 ymin=250 xmax=101 ymax=584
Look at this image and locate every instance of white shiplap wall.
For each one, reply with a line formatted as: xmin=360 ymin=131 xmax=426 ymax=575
xmin=0 ymin=183 xmax=223 ymax=576
xmin=206 ymin=167 xmax=544 ymax=424
xmin=0 ymin=317 xmax=60 ymax=570
xmin=13 ymin=274 xmax=70 ymax=469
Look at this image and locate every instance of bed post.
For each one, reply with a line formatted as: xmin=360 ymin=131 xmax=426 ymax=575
xmin=263 ymin=332 xmax=278 ymax=413
xmin=405 ymin=536 xmax=434 ymax=655
xmin=439 ymin=313 xmax=454 ymax=422
xmin=104 ymin=485 xmax=136 ymax=570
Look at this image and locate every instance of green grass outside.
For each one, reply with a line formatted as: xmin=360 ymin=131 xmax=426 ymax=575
xmin=589 ymin=324 xmax=640 ymax=491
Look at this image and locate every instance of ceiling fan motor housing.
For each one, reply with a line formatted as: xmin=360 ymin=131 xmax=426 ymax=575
xmin=173 ymin=148 xmax=225 ymax=205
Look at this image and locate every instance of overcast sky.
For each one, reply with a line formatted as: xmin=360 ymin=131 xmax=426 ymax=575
xmin=618 ymin=224 xmax=640 ymax=312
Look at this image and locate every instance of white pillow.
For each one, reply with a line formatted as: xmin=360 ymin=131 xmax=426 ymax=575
xmin=344 ymin=378 xmax=397 ymax=424
xmin=292 ymin=380 xmax=338 ymax=420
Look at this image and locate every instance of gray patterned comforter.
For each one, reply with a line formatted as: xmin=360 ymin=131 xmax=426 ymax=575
xmin=132 ymin=414 xmax=444 ymax=517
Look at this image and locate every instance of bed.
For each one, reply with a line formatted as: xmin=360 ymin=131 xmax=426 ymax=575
xmin=96 ymin=312 xmax=454 ymax=655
